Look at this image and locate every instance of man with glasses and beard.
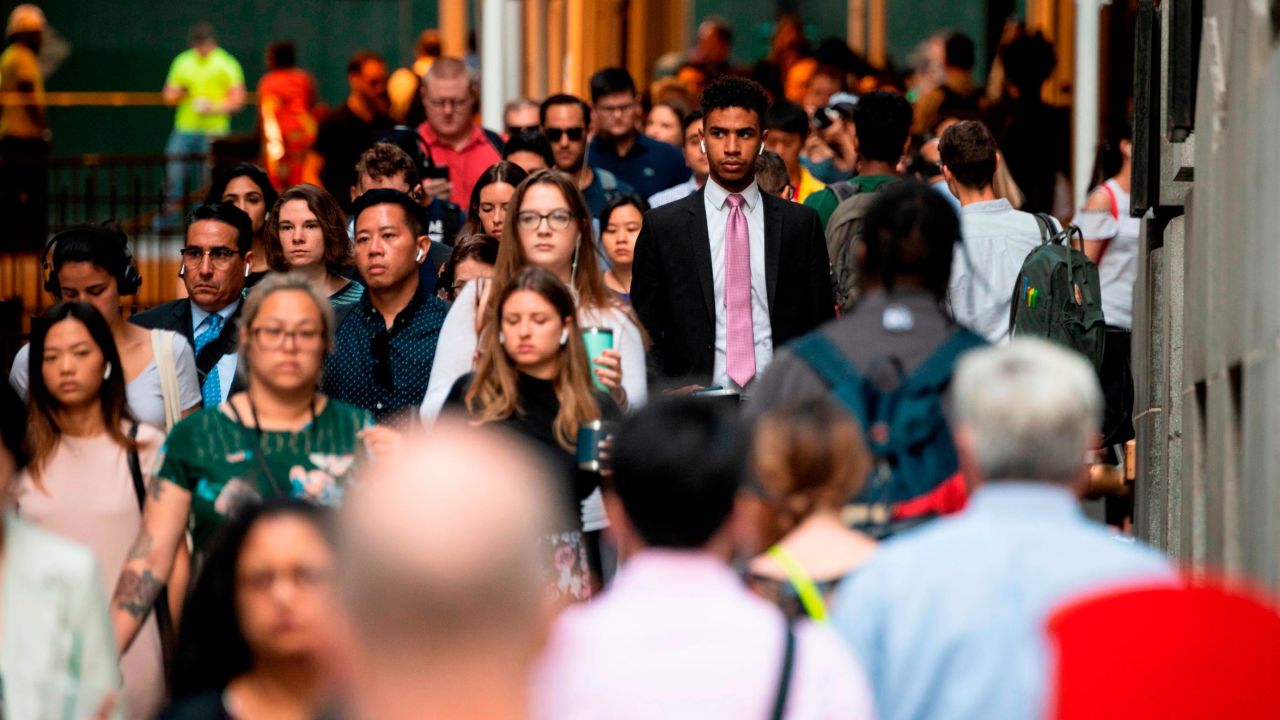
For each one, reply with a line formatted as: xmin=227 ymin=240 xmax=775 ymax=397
xmin=132 ymin=202 xmax=255 ymax=406
xmin=324 ymin=189 xmax=448 ymax=425
xmin=539 ymin=93 xmax=632 ymax=219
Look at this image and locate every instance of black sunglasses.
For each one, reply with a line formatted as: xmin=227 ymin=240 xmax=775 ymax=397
xmin=506 ymin=124 xmax=540 ymax=137
xmin=370 ymin=331 xmax=392 ymax=388
xmin=545 ymin=127 xmax=585 ymax=143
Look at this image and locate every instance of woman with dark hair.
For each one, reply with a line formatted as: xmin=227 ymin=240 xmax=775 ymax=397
xmin=0 ymin=380 xmax=123 ymax=719
xmin=265 ymin=184 xmax=364 ymax=308
xmin=599 ymin=193 xmax=648 ymax=299
xmin=444 ymin=267 xmax=620 ymax=602
xmin=16 ymin=302 xmax=174 ymax=718
xmin=162 ymin=499 xmax=340 ymax=719
xmin=745 ymin=400 xmax=877 ymax=622
xmin=208 ymin=163 xmax=280 ymax=283
xmin=461 ymin=161 xmax=529 ymax=239
xmin=111 ymin=273 xmax=378 ymax=657
xmin=10 ymin=223 xmax=201 ymax=431
xmin=423 ymin=169 xmax=646 ymax=421
xmin=437 ymin=233 xmax=499 ymax=303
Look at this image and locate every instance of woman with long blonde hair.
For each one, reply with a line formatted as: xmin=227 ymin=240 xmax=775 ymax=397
xmin=444 ymin=267 xmax=620 ymax=602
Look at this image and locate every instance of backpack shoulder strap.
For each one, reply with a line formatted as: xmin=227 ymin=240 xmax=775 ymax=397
xmin=127 ymin=421 xmax=146 ymax=508
xmin=1033 ymin=213 xmax=1056 ymax=244
xmin=902 ymin=328 xmax=987 ymax=392
xmin=483 ymin=128 xmax=505 ymax=155
xmin=828 ymin=180 xmax=858 ymax=203
xmin=789 ymin=331 xmax=869 ymax=426
xmin=1099 ymin=181 xmax=1120 ymax=220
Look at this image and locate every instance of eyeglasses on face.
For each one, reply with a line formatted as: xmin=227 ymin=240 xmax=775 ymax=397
xmin=250 ymin=325 xmax=324 ymax=350
xmin=516 ymin=210 xmax=575 ymax=231
xmin=427 ymin=96 xmax=471 ymax=110
xmin=179 ymin=247 xmax=240 ymax=268
xmin=596 ymin=100 xmax=635 ymax=115
xmin=506 ymin=125 xmax=540 ymax=136
xmin=544 ymin=127 xmax=585 ymax=143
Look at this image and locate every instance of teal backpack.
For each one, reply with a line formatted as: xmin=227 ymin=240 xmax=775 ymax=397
xmin=1008 ymin=214 xmax=1107 ymax=372
xmin=790 ymin=327 xmax=986 ymax=538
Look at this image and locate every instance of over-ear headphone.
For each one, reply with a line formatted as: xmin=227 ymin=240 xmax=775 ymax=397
xmin=41 ymin=222 xmax=143 ymax=299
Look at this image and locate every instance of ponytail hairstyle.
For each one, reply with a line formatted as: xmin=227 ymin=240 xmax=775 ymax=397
xmin=751 ymin=399 xmax=870 ymax=548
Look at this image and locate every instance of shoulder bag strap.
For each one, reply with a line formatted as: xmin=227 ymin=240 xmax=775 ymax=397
xmin=766 ymin=545 xmax=829 ymax=623
xmin=151 ymin=329 xmax=182 ymax=431
xmin=126 ymin=421 xmax=177 ymax=668
xmin=768 ymin=619 xmax=797 ymax=720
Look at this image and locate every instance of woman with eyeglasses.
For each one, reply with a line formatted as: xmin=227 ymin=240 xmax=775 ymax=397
xmin=444 ymin=267 xmax=620 ymax=602
xmin=437 ymin=233 xmax=499 ymax=303
xmin=460 ymin=161 xmax=529 ymax=240
xmin=110 ymin=272 xmax=377 ymax=657
xmin=208 ymin=163 xmax=279 ymax=285
xmin=422 ymin=169 xmax=647 ymax=420
xmin=162 ymin=499 xmax=342 ymax=720
xmin=264 ymin=184 xmax=365 ymax=308
xmin=10 ymin=223 xmax=202 ymax=432
xmin=599 ymin=193 xmax=649 ymax=301
xmin=16 ymin=302 xmax=176 ymax=719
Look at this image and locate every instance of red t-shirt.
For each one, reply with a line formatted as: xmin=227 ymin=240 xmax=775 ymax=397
xmin=416 ymin=122 xmax=501 ymax=205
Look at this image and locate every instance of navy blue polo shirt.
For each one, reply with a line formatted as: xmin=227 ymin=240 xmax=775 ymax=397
xmin=323 ymin=282 xmax=447 ymax=425
xmin=588 ymin=133 xmax=690 ymax=200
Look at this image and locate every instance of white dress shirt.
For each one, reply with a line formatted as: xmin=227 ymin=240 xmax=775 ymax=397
xmin=948 ymin=198 xmax=1054 ymax=344
xmin=704 ymin=177 xmax=772 ymax=391
xmin=191 ymin=298 xmax=240 ymax=403
xmin=1075 ymin=179 xmax=1140 ymax=330
xmin=648 ymin=175 xmax=700 ymax=208
xmin=531 ymin=549 xmax=876 ymax=720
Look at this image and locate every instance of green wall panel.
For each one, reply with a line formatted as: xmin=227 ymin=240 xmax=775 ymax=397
xmin=1 ymin=0 xmax=439 ymax=156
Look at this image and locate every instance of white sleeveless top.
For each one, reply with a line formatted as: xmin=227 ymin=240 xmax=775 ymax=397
xmin=1075 ymin=179 xmax=1141 ymax=330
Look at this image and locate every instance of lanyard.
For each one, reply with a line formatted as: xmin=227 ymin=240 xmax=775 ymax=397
xmin=766 ymin=545 xmax=830 ymax=623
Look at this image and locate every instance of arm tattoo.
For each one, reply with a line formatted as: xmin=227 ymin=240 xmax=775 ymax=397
xmin=147 ymin=476 xmax=167 ymax=502
xmin=113 ymin=569 xmax=162 ymax=619
xmin=126 ymin=530 xmax=154 ymax=562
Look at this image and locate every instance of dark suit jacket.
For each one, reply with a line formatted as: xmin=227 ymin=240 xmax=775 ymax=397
xmin=631 ymin=186 xmax=835 ymax=388
xmin=130 ymin=298 xmax=244 ymax=395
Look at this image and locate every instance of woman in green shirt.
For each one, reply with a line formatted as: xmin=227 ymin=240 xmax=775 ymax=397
xmin=109 ymin=272 xmax=386 ymax=655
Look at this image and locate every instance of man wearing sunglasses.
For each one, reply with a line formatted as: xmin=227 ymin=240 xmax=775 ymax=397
xmin=539 ymin=93 xmax=632 ymax=219
xmin=324 ymin=189 xmax=448 ymax=426
xmin=131 ymin=202 xmax=254 ymax=405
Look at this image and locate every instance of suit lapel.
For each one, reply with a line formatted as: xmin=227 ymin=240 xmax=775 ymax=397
xmin=763 ymin=193 xmax=782 ymax=313
xmin=688 ymin=190 xmax=716 ymax=326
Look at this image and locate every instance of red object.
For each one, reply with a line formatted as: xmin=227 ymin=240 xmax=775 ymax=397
xmin=1046 ymin=579 xmax=1280 ymax=719
xmin=891 ymin=471 xmax=969 ymax=520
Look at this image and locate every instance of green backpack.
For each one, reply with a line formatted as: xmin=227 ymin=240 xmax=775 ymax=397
xmin=1008 ymin=214 xmax=1107 ymax=371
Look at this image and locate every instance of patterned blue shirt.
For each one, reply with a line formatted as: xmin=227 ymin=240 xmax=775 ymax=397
xmin=323 ymin=282 xmax=447 ymax=425
xmin=830 ymin=482 xmax=1176 ymax=720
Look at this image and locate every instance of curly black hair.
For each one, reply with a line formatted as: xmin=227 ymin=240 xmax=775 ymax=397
xmin=698 ymin=76 xmax=769 ymax=125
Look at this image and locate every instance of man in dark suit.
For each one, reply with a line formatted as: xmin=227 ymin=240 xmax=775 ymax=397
xmin=632 ymin=76 xmax=834 ymax=393
xmin=131 ymin=202 xmax=253 ymax=406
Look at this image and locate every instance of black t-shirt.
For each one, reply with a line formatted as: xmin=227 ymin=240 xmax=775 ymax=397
xmin=313 ymin=104 xmax=394 ymax=213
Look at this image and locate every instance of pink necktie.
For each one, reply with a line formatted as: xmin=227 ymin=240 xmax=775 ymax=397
xmin=725 ymin=193 xmax=756 ymax=387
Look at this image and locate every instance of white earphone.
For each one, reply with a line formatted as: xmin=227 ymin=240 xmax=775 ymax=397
xmin=700 ymin=139 xmax=706 ymax=153
xmin=244 ymin=265 xmax=251 ymax=278
xmin=498 ymin=332 xmax=506 ymax=344
xmin=103 ymin=364 xmax=112 ymax=380
xmin=178 ymin=265 xmax=186 ymax=278
xmin=560 ymin=329 xmax=570 ymax=346
xmin=415 ymin=248 xmax=426 ymax=264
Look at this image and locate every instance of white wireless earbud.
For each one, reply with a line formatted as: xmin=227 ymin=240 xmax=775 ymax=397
xmin=498 ymin=332 xmax=506 ymax=344
xmin=415 ymin=248 xmax=426 ymax=264
xmin=700 ymin=139 xmax=706 ymax=153
xmin=560 ymin=329 xmax=569 ymax=346
xmin=178 ymin=265 xmax=186 ymax=278
xmin=244 ymin=265 xmax=251 ymax=278
xmin=103 ymin=364 xmax=112 ymax=380
xmin=758 ymin=143 xmax=764 ymax=156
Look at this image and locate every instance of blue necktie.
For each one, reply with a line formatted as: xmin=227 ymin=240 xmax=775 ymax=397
xmin=195 ymin=314 xmax=224 ymax=407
